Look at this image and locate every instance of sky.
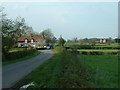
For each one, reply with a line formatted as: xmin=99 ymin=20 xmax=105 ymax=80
xmin=1 ymin=2 xmax=118 ymax=40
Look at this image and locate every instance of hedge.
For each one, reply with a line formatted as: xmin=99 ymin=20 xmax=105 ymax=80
xmin=80 ymin=51 xmax=118 ymax=55
xmin=3 ymin=49 xmax=36 ymax=61
xmin=65 ymin=45 xmax=119 ymax=49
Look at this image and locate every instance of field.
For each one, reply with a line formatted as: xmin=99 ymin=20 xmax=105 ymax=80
xmin=78 ymin=55 xmax=118 ymax=88
xmin=14 ymin=46 xmax=118 ymax=88
xmin=65 ymin=43 xmax=118 ymax=47
xmin=78 ymin=49 xmax=118 ymax=52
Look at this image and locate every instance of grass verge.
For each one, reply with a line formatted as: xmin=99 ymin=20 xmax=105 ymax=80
xmin=3 ymin=50 xmax=41 ymax=66
xmin=13 ymin=52 xmax=63 ymax=88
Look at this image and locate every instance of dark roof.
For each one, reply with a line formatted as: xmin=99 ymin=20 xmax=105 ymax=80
xmin=18 ymin=36 xmax=43 ymax=42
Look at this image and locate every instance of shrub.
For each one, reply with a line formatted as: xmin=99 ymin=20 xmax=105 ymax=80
xmin=4 ymin=49 xmax=36 ymax=61
xmin=53 ymin=46 xmax=65 ymax=53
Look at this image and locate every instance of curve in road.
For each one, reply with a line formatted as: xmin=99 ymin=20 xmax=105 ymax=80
xmin=2 ymin=50 xmax=54 ymax=88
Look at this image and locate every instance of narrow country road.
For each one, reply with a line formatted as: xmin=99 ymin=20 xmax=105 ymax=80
xmin=2 ymin=50 xmax=54 ymax=88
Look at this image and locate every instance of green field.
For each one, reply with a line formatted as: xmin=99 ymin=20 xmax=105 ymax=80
xmin=78 ymin=49 xmax=118 ymax=52
xmin=78 ymin=55 xmax=118 ymax=88
xmin=64 ymin=43 xmax=118 ymax=47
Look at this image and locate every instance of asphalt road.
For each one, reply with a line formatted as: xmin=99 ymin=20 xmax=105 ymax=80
xmin=2 ymin=50 xmax=54 ymax=88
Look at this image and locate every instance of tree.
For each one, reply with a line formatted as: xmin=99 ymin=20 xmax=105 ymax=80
xmin=58 ymin=36 xmax=66 ymax=47
xmin=83 ymin=38 xmax=89 ymax=43
xmin=79 ymin=39 xmax=84 ymax=45
xmin=39 ymin=29 xmax=56 ymax=44
xmin=2 ymin=10 xmax=15 ymax=53
xmin=72 ymin=37 xmax=78 ymax=43
xmin=91 ymin=38 xmax=97 ymax=46
xmin=1 ymin=7 xmax=34 ymax=54
xmin=108 ymin=37 xmax=112 ymax=45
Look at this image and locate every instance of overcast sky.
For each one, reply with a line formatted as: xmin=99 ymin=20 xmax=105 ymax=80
xmin=2 ymin=2 xmax=118 ymax=40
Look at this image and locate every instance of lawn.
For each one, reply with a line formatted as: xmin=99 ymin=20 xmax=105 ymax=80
xmin=77 ymin=55 xmax=118 ymax=88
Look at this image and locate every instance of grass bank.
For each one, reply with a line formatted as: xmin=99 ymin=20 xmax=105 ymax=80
xmin=3 ymin=50 xmax=40 ymax=66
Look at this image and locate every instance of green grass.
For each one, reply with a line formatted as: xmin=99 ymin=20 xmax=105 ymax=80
xmin=14 ymin=52 xmax=63 ymax=88
xmin=3 ymin=51 xmax=41 ymax=66
xmin=14 ymin=49 xmax=94 ymax=88
xmin=78 ymin=55 xmax=118 ymax=88
xmin=13 ymin=47 xmax=118 ymax=88
xmin=9 ymin=48 xmax=27 ymax=52
xmin=78 ymin=49 xmax=118 ymax=52
xmin=64 ymin=43 xmax=118 ymax=47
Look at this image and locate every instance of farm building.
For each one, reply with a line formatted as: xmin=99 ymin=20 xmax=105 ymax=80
xmin=99 ymin=39 xmax=108 ymax=43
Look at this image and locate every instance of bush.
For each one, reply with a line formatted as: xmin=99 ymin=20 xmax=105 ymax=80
xmin=4 ymin=49 xmax=36 ymax=61
xmin=66 ymin=45 xmax=119 ymax=50
xmin=53 ymin=46 xmax=65 ymax=53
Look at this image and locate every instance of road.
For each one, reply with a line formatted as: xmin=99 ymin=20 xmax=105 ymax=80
xmin=2 ymin=50 xmax=54 ymax=88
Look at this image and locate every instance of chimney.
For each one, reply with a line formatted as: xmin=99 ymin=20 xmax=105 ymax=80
xmin=30 ymin=34 xmax=33 ymax=37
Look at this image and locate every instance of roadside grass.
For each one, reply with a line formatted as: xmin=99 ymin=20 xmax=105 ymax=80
xmin=3 ymin=50 xmax=41 ymax=66
xmin=14 ymin=52 xmax=63 ymax=88
xmin=78 ymin=55 xmax=118 ymax=88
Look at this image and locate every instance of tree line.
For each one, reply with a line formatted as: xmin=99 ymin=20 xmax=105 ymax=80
xmin=67 ymin=37 xmax=117 ymax=45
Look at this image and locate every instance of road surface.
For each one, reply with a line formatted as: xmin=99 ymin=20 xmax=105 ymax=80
xmin=2 ymin=50 xmax=54 ymax=88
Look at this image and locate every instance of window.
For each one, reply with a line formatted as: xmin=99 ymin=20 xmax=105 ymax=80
xmin=25 ymin=39 xmax=28 ymax=43
xmin=31 ymin=39 xmax=34 ymax=43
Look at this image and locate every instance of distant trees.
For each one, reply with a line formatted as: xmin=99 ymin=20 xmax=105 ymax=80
xmin=66 ymin=37 xmax=117 ymax=45
xmin=91 ymin=38 xmax=97 ymax=46
xmin=79 ymin=39 xmax=84 ymax=45
xmin=58 ymin=36 xmax=66 ymax=47
xmin=72 ymin=37 xmax=78 ymax=43
xmin=67 ymin=37 xmax=78 ymax=43
xmin=108 ymin=37 xmax=112 ymax=45
xmin=39 ymin=29 xmax=57 ymax=44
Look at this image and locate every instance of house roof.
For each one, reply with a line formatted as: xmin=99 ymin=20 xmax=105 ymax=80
xmin=18 ymin=36 xmax=43 ymax=42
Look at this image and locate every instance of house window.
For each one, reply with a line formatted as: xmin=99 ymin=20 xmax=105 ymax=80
xmin=25 ymin=39 xmax=28 ymax=43
xmin=31 ymin=39 xmax=34 ymax=43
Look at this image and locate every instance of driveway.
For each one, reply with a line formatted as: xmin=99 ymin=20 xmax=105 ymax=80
xmin=2 ymin=50 xmax=54 ymax=88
